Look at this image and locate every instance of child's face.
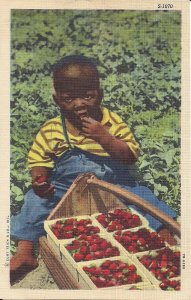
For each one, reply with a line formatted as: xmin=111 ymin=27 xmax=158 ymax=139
xmin=53 ymin=64 xmax=102 ymax=126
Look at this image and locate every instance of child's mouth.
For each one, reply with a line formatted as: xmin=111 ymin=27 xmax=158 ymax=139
xmin=75 ymin=110 xmax=89 ymax=119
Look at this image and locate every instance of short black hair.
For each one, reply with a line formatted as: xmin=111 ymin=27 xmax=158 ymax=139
xmin=53 ymin=55 xmax=100 ymax=92
xmin=53 ymin=55 xmax=98 ymax=72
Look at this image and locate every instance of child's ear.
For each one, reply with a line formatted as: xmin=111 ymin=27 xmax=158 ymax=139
xmin=53 ymin=93 xmax=59 ymax=106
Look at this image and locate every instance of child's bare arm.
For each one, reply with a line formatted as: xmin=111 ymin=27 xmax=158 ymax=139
xmin=31 ymin=166 xmax=55 ymax=198
xmin=81 ymin=117 xmax=137 ymax=164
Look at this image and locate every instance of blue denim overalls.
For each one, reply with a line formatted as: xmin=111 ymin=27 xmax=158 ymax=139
xmin=11 ymin=115 xmax=176 ymax=242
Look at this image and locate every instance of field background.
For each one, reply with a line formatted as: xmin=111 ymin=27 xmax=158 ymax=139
xmin=11 ymin=10 xmax=181 ymax=222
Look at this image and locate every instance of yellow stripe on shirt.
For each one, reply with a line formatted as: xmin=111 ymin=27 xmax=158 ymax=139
xmin=28 ymin=108 xmax=140 ymax=169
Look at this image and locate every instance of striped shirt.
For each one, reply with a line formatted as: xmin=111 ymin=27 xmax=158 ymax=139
xmin=28 ymin=107 xmax=140 ymax=169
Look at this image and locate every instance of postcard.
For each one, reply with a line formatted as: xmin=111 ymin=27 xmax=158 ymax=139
xmin=0 ymin=0 xmax=190 ymax=299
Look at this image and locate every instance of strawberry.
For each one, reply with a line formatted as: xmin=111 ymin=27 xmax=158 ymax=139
xmin=63 ymin=232 xmax=73 ymax=239
xmin=92 ymin=227 xmax=100 ymax=233
xmin=101 ymin=260 xmax=111 ymax=268
xmin=122 ymin=235 xmax=131 ymax=244
xmin=64 ymin=218 xmax=75 ymax=225
xmin=36 ymin=175 xmax=47 ymax=183
xmin=84 ymin=254 xmax=93 ymax=261
xmin=127 ymin=245 xmax=138 ymax=253
xmin=160 ymin=282 xmax=168 ymax=290
xmin=63 ymin=225 xmax=73 ymax=231
xmin=113 ymin=272 xmax=123 ymax=280
xmin=128 ymin=265 xmax=136 ymax=273
xmin=77 ymin=226 xmax=86 ymax=234
xmin=107 ymin=224 xmax=116 ymax=232
xmin=93 ymin=277 xmax=107 ymax=288
xmin=137 ymin=237 xmax=146 ymax=246
xmin=79 ymin=246 xmax=88 ymax=254
xmin=102 ymin=269 xmax=111 ymax=276
xmin=90 ymin=243 xmax=99 ymax=252
xmin=73 ymin=252 xmax=84 ymax=262
xmin=149 ymin=260 xmax=158 ymax=269
xmin=94 ymin=250 xmax=104 ymax=259
xmin=105 ymin=247 xmax=115 ymax=257
xmin=170 ymin=280 xmax=178 ymax=288
xmin=100 ymin=241 xmax=109 ymax=248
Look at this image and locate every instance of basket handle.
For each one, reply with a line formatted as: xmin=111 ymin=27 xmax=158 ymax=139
xmin=87 ymin=176 xmax=180 ymax=237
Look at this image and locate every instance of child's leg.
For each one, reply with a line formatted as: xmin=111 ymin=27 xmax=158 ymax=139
xmin=119 ymin=185 xmax=178 ymax=245
xmin=10 ymin=240 xmax=38 ymax=284
xmin=10 ymin=188 xmax=59 ymax=284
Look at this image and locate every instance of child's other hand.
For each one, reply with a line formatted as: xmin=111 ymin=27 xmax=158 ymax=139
xmin=80 ymin=117 xmax=108 ymax=142
xmin=32 ymin=175 xmax=55 ymax=198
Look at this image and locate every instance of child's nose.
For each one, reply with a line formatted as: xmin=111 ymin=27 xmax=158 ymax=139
xmin=73 ymin=97 xmax=86 ymax=107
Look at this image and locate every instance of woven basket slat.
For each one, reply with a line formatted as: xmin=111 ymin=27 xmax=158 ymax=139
xmin=39 ymin=236 xmax=81 ymax=289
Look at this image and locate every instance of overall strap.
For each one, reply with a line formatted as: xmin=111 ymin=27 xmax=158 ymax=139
xmin=60 ymin=113 xmax=74 ymax=149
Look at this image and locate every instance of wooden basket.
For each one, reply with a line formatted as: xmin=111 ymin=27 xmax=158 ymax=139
xmin=39 ymin=173 xmax=180 ymax=289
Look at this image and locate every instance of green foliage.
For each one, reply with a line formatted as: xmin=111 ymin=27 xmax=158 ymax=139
xmin=11 ymin=10 xmax=181 ymax=217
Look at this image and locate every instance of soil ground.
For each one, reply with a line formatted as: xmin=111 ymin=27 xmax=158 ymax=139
xmin=11 ymin=256 xmax=58 ymax=289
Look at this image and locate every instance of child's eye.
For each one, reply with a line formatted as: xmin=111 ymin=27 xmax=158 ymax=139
xmin=61 ymin=97 xmax=73 ymax=103
xmin=84 ymin=95 xmax=93 ymax=100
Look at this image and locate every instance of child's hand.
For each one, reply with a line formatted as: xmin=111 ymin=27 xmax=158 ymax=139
xmin=32 ymin=175 xmax=55 ymax=198
xmin=80 ymin=117 xmax=108 ymax=142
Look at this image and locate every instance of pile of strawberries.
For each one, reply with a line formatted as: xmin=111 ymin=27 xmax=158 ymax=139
xmin=50 ymin=218 xmax=100 ymax=239
xmin=96 ymin=209 xmax=142 ymax=232
xmin=114 ymin=228 xmax=166 ymax=253
xmin=83 ymin=259 xmax=142 ymax=288
xmin=159 ymin=278 xmax=180 ymax=290
xmin=65 ymin=234 xmax=120 ymax=262
xmin=139 ymin=247 xmax=180 ymax=282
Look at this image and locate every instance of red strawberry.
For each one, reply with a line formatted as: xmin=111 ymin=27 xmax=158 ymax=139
xmin=113 ymin=271 xmax=123 ymax=280
xmin=85 ymin=267 xmax=96 ymax=274
xmin=101 ymin=260 xmax=111 ymax=268
xmin=93 ymin=277 xmax=107 ymax=287
xmin=102 ymin=269 xmax=111 ymax=276
xmin=100 ymin=241 xmax=109 ymax=248
xmin=90 ymin=243 xmax=99 ymax=252
xmin=94 ymin=250 xmax=104 ymax=259
xmin=77 ymin=226 xmax=86 ymax=234
xmin=128 ymin=265 xmax=136 ymax=272
xmin=149 ymin=260 xmax=158 ymax=269
xmin=170 ymin=280 xmax=178 ymax=288
xmin=118 ymin=262 xmax=128 ymax=270
xmin=109 ymin=262 xmax=118 ymax=271
xmin=92 ymin=227 xmax=100 ymax=233
xmin=107 ymin=225 xmax=116 ymax=232
xmin=79 ymin=246 xmax=88 ymax=254
xmin=64 ymin=218 xmax=75 ymax=225
xmin=160 ymin=260 xmax=167 ymax=268
xmin=127 ymin=245 xmax=138 ymax=253
xmin=63 ymin=225 xmax=73 ymax=231
xmin=36 ymin=175 xmax=47 ymax=183
xmin=84 ymin=254 xmax=93 ymax=261
xmin=122 ymin=235 xmax=131 ymax=244
xmin=160 ymin=282 xmax=168 ymax=290
xmin=63 ymin=232 xmax=73 ymax=239
xmin=105 ymin=247 xmax=115 ymax=257
xmin=73 ymin=252 xmax=84 ymax=262
xmin=137 ymin=238 xmax=146 ymax=246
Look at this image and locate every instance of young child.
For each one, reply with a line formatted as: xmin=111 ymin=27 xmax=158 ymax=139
xmin=10 ymin=55 xmax=177 ymax=283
